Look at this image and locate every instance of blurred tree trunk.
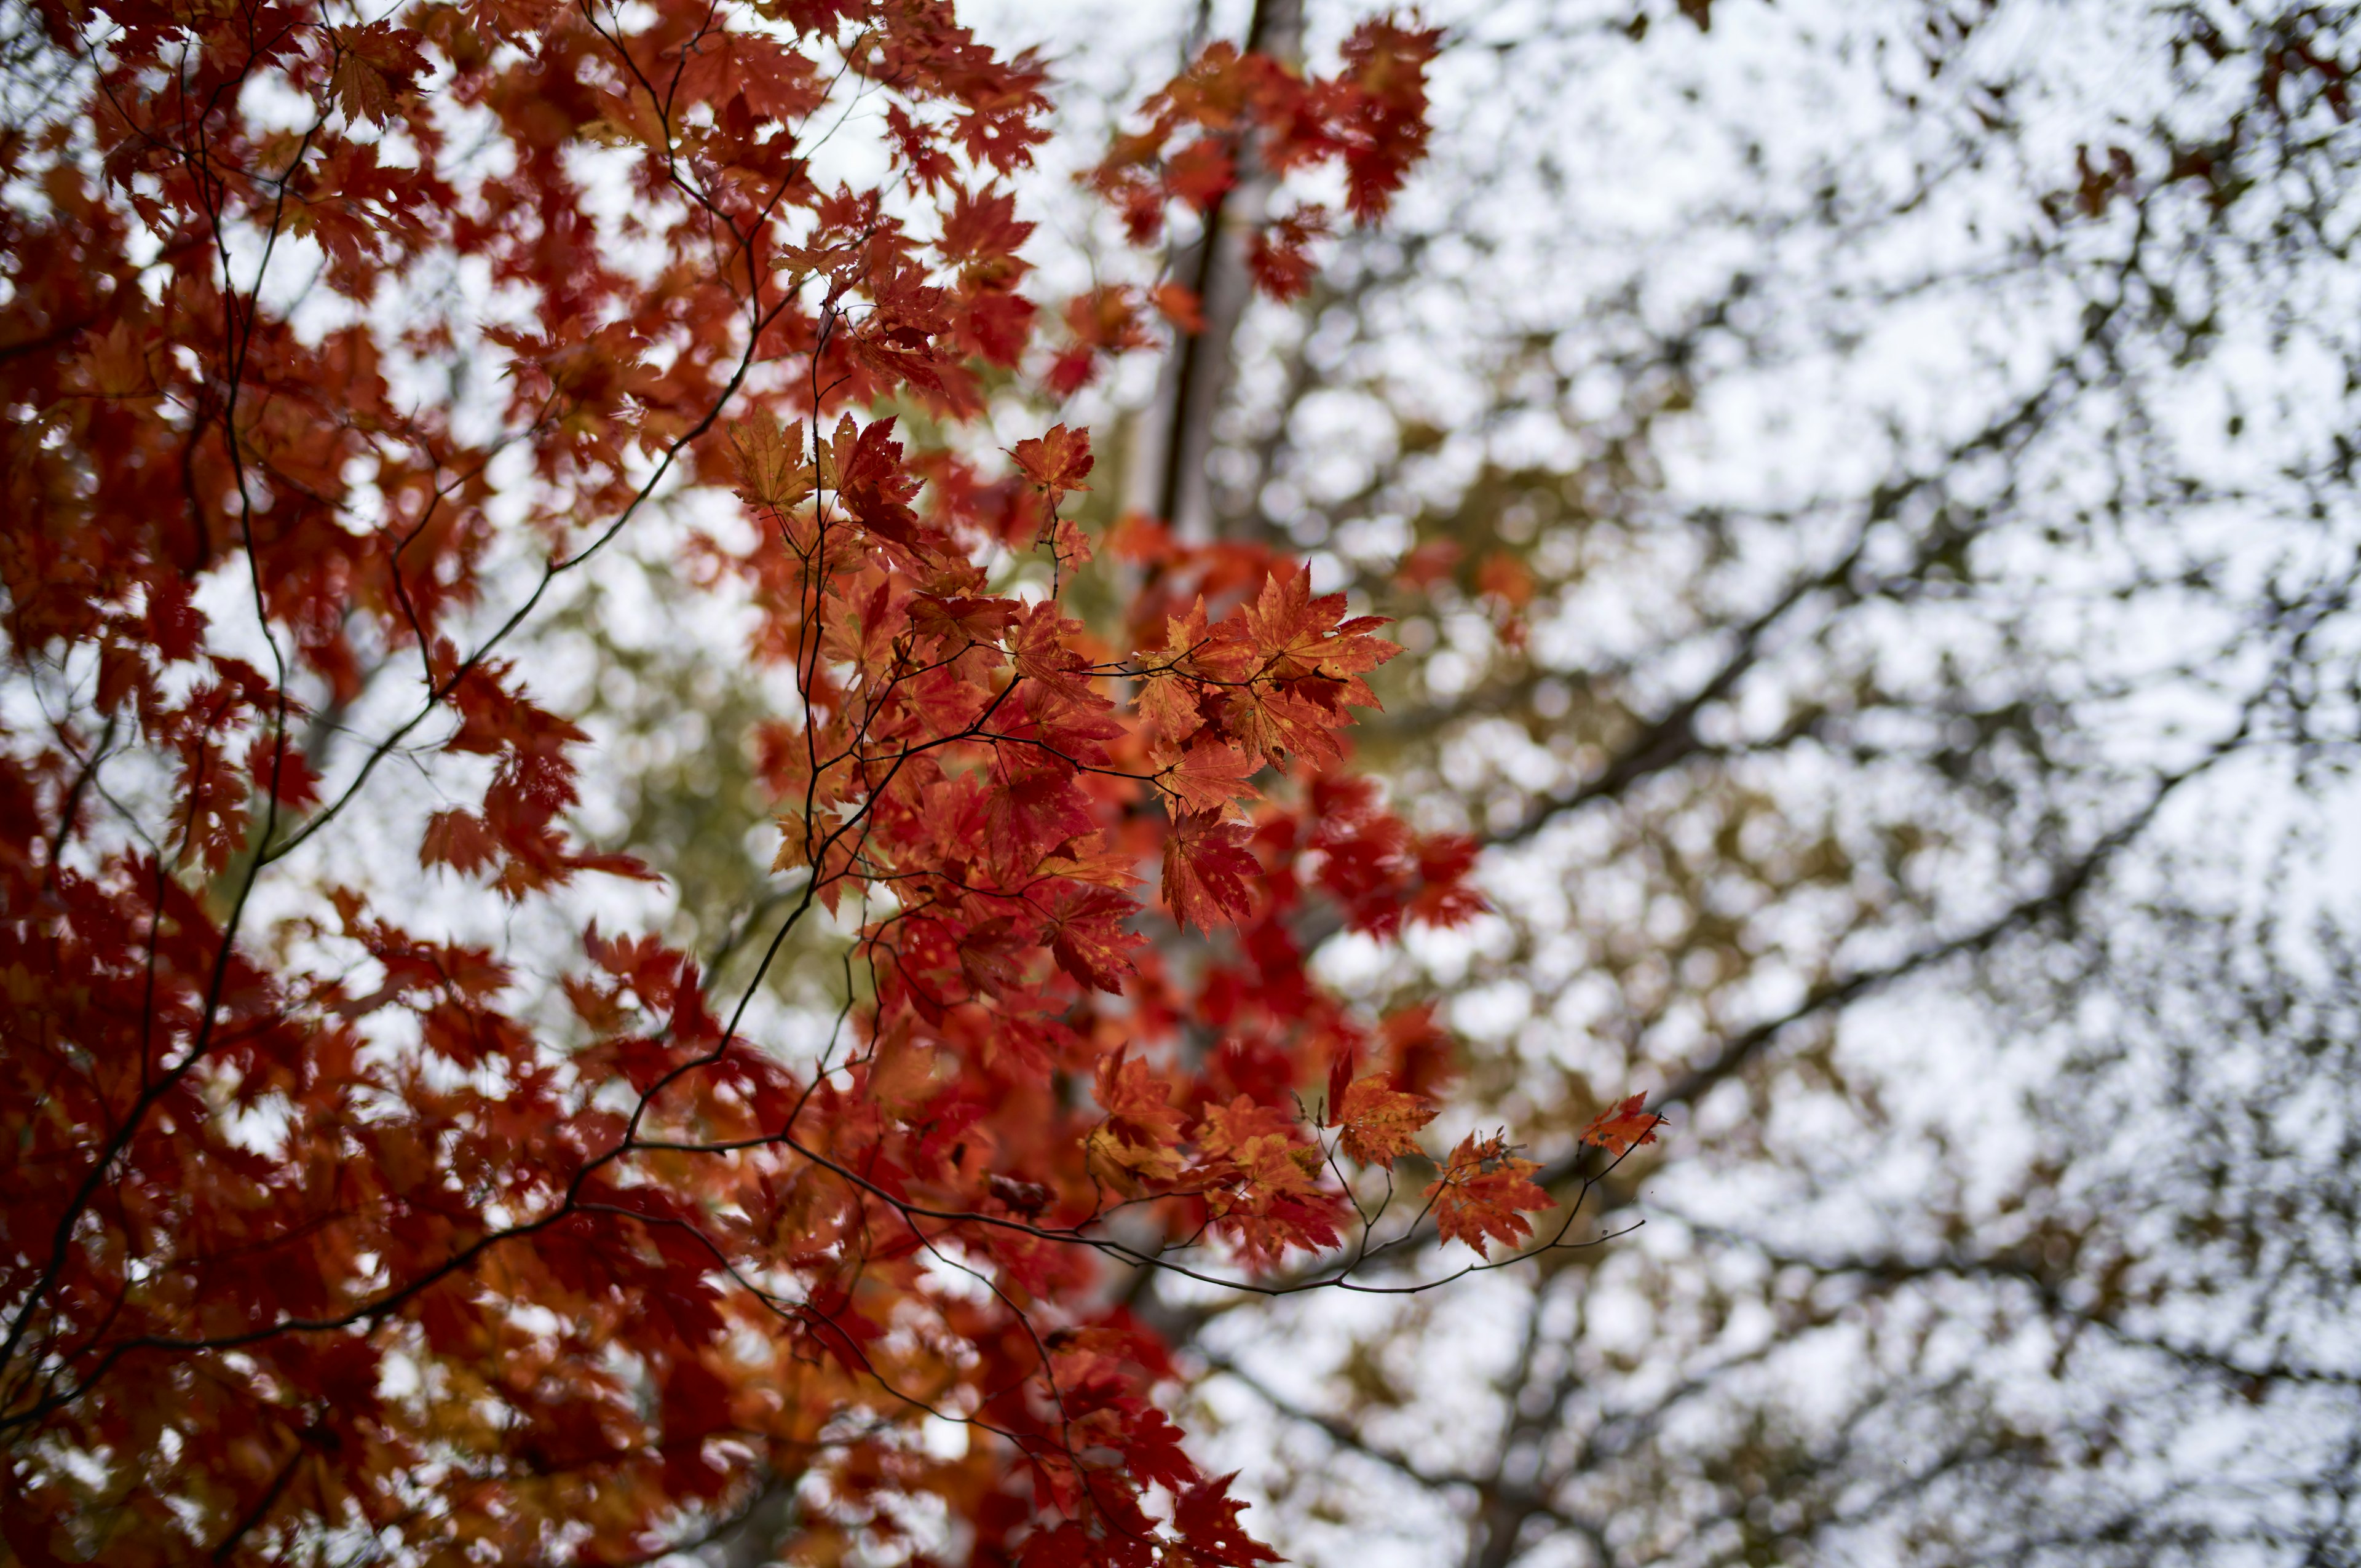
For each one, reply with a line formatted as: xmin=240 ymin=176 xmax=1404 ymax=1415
xmin=1129 ymin=0 xmax=1302 ymax=540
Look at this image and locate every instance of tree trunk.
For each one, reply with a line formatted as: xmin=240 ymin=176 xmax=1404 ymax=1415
xmin=1128 ymin=0 xmax=1303 ymax=542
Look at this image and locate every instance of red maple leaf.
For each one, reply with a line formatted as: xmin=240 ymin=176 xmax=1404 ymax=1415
xmin=985 ymin=751 xmax=1095 ymax=867
xmin=828 ymin=413 xmax=927 ymax=551
xmin=1172 ymin=1474 xmax=1283 ymax=1567
xmin=1042 ymin=884 xmax=1143 ymax=994
xmin=245 ymin=734 xmax=323 ymax=810
xmin=1008 ymin=599 xmax=1097 ymax=702
xmin=1161 ymin=809 xmax=1260 ymax=932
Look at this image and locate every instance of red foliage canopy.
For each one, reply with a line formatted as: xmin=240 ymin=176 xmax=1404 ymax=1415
xmin=0 ymin=1 xmax=1647 ymax=1561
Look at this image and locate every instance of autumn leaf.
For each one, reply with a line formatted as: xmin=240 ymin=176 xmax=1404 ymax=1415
xmin=1155 ymin=595 xmax=1213 ymax=665
xmin=1425 ymin=1132 xmax=1555 ymax=1257
xmin=1395 ymin=537 xmax=1463 ymax=589
xmin=1172 ymin=1475 xmax=1283 ymax=1568
xmin=985 ymin=750 xmax=1095 ymax=866
xmin=245 ymin=735 xmax=322 ymax=810
xmin=1088 ymin=1048 xmax=1188 ymax=1185
xmin=420 ymin=809 xmax=499 ymax=876
xmin=1196 ymin=1095 xmax=1312 ymax=1171
xmin=1247 ymin=210 xmax=1330 ymax=301
xmin=826 ymin=414 xmax=925 ymax=550
xmin=1048 ymin=511 xmax=1094 ymax=568
xmin=1326 ymin=1037 xmax=1358 ymax=1127
xmin=1335 ymin=19 xmax=1444 ymax=220
xmin=1160 ymin=743 xmax=1260 ymax=816
xmin=727 ymin=408 xmax=814 ymax=513
xmin=1042 ymin=884 xmax=1143 ymax=994
xmin=955 ymin=915 xmax=1029 ymax=996
xmin=1241 ymin=561 xmax=1399 ymax=681
xmin=1163 ymin=137 xmax=1237 ymax=210
xmin=1195 ymin=1096 xmax=1345 ymax=1266
xmin=1162 ymin=809 xmax=1260 ymax=932
xmin=798 ymin=1280 xmax=884 ymax=1377
xmin=1032 ymin=837 xmax=1144 ymax=889
xmin=866 ymin=1017 xmax=940 ymax=1119
xmin=1008 ymin=422 xmax=1094 ymax=513
xmin=987 ymin=1173 xmax=1053 ymax=1218
xmin=328 ymin=23 xmax=424 ymax=127
xmin=1008 ymin=600 xmax=1097 ymax=702
xmin=1135 ymin=671 xmax=1208 ymax=748
xmin=1336 ymin=1072 xmax=1437 ymax=1168
xmin=1222 ymin=679 xmax=1350 ymax=767
xmin=1153 ymin=280 xmax=1206 ymax=332
xmin=1580 ymin=1093 xmax=1669 ymax=1157
xmin=1096 ymin=1048 xmax=1188 ymax=1142
xmin=1019 ymin=1521 xmax=1094 ymax=1568
xmin=1475 ymin=547 xmax=1536 ymax=608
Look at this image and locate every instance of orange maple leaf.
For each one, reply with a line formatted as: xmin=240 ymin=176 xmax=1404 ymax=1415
xmin=1579 ymin=1093 xmax=1668 ymax=1157
xmin=1425 ymin=1132 xmax=1554 ymax=1257
xmin=725 ymin=407 xmax=813 ymax=513
xmin=1135 ymin=672 xmax=1208 ymax=748
xmin=1153 ymin=280 xmax=1206 ymax=332
xmin=1336 ymin=1072 xmax=1436 ymax=1168
xmin=1088 ymin=1048 xmax=1188 ymax=1185
xmin=1160 ymin=743 xmax=1260 ymax=816
xmin=1240 ymin=563 xmax=1398 ymax=679
xmin=1008 ymin=421 xmax=1094 ymax=513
